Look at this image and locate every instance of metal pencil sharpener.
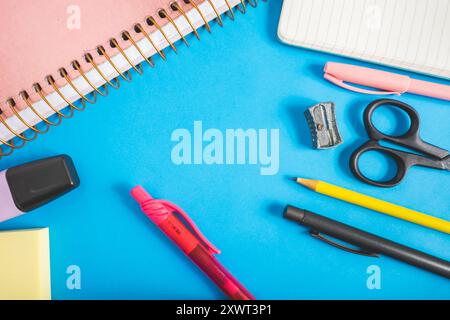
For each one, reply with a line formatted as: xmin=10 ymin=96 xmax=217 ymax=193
xmin=304 ymin=102 xmax=343 ymax=149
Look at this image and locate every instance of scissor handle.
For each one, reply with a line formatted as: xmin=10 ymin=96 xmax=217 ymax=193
xmin=351 ymin=140 xmax=449 ymax=187
xmin=352 ymin=99 xmax=450 ymax=187
xmin=364 ymin=99 xmax=420 ymax=144
xmin=350 ymin=140 xmax=409 ymax=187
xmin=363 ymin=99 xmax=448 ymax=158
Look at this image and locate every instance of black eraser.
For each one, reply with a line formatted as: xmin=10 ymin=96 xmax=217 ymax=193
xmin=6 ymin=155 xmax=80 ymax=212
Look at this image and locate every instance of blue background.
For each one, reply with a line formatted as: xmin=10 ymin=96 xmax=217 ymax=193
xmin=1 ymin=0 xmax=449 ymax=299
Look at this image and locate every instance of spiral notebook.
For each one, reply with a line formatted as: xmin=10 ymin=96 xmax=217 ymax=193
xmin=278 ymin=0 xmax=450 ymax=80
xmin=0 ymin=0 xmax=259 ymax=157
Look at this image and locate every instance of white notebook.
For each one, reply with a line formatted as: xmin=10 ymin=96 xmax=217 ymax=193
xmin=278 ymin=0 xmax=450 ymax=80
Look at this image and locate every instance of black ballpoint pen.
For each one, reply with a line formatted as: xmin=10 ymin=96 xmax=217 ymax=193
xmin=284 ymin=205 xmax=450 ymax=279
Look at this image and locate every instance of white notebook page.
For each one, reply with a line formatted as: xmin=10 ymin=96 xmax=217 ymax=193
xmin=278 ymin=0 xmax=450 ymax=80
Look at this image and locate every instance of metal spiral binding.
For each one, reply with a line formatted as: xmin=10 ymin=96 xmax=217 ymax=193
xmin=17 ymin=92 xmax=53 ymax=132
xmin=185 ymin=0 xmax=212 ymax=32
xmin=97 ymin=45 xmax=134 ymax=82
xmin=122 ymin=31 xmax=156 ymax=67
xmin=45 ymin=76 xmax=87 ymax=112
xmin=134 ymin=23 xmax=168 ymax=60
xmin=72 ymin=60 xmax=110 ymax=97
xmin=0 ymin=0 xmax=263 ymax=159
xmin=223 ymin=0 xmax=236 ymax=20
xmin=159 ymin=9 xmax=190 ymax=46
xmin=84 ymin=52 xmax=121 ymax=89
xmin=30 ymin=89 xmax=64 ymax=125
xmin=147 ymin=16 xmax=179 ymax=52
xmin=169 ymin=2 xmax=201 ymax=39
xmin=36 ymin=80 xmax=75 ymax=118
xmin=0 ymin=99 xmax=37 ymax=144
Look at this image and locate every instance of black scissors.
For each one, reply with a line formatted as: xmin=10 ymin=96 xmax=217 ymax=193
xmin=350 ymin=99 xmax=450 ymax=188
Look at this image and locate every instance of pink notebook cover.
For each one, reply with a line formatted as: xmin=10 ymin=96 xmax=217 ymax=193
xmin=0 ymin=0 xmax=201 ymax=116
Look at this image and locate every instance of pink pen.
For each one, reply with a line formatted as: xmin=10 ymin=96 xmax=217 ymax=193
xmin=324 ymin=62 xmax=450 ymax=101
xmin=131 ymin=186 xmax=255 ymax=300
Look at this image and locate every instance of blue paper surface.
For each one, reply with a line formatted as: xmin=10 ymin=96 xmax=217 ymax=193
xmin=1 ymin=1 xmax=449 ymax=299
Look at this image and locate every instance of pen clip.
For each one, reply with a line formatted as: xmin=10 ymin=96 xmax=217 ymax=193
xmin=160 ymin=200 xmax=221 ymax=255
xmin=309 ymin=230 xmax=379 ymax=258
xmin=324 ymin=73 xmax=402 ymax=96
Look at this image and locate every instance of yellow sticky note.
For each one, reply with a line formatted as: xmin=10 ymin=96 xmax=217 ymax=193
xmin=0 ymin=228 xmax=51 ymax=300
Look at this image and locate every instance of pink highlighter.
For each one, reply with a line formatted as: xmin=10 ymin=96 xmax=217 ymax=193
xmin=131 ymin=186 xmax=255 ymax=300
xmin=324 ymin=62 xmax=450 ymax=101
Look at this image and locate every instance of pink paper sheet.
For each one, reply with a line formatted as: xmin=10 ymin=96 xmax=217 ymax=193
xmin=0 ymin=0 xmax=199 ymax=115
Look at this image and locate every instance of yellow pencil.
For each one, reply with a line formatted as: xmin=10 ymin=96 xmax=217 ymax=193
xmin=296 ymin=178 xmax=450 ymax=235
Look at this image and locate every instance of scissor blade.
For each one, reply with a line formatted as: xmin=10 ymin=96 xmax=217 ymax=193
xmin=443 ymin=156 xmax=450 ymax=171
